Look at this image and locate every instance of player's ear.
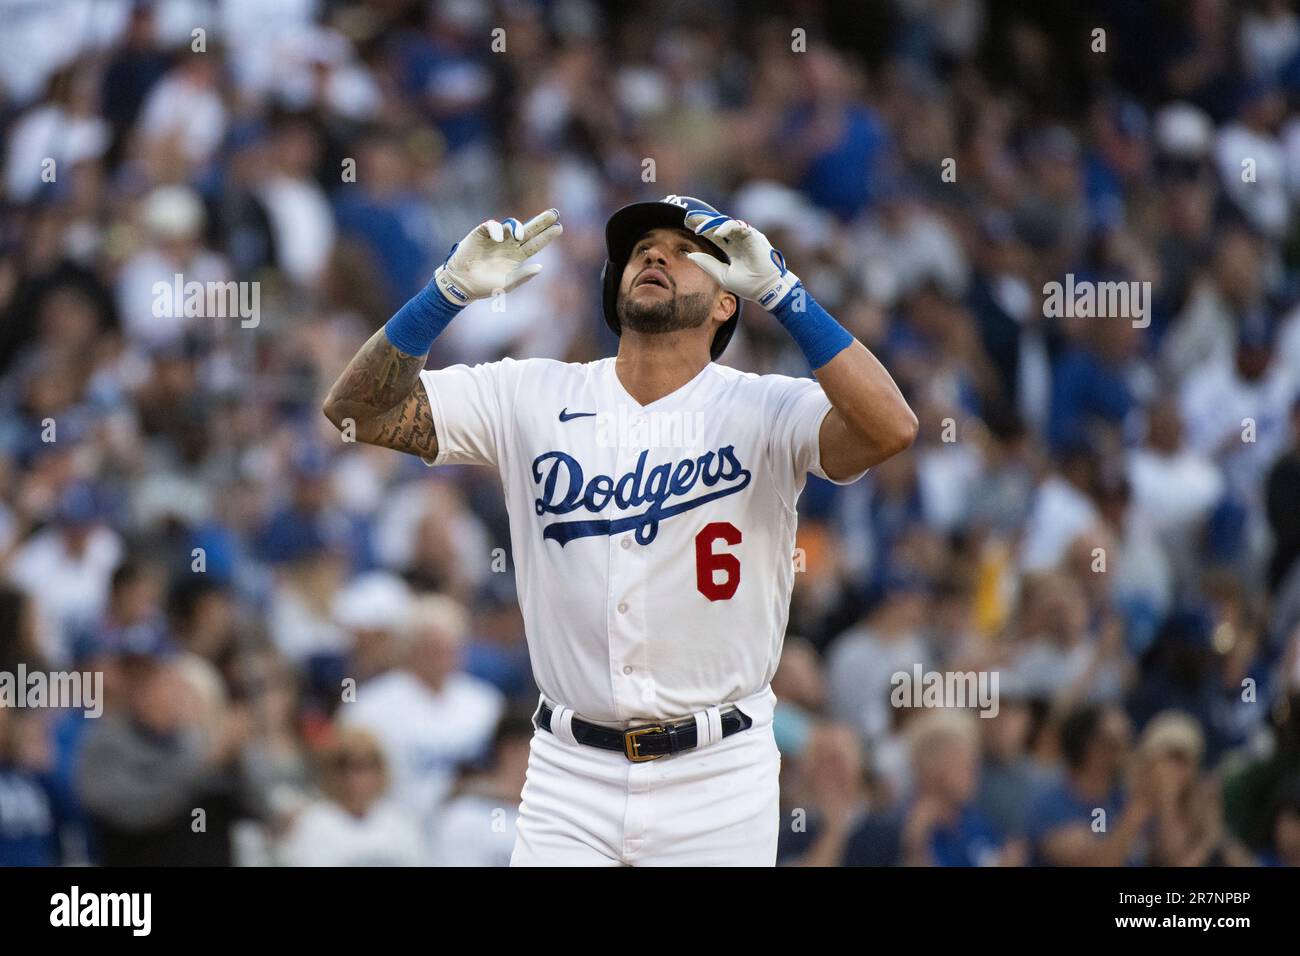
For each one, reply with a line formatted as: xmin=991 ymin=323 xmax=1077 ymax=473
xmin=714 ymin=289 xmax=737 ymax=323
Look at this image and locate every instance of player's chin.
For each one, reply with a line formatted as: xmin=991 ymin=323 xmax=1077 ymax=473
xmin=620 ymin=291 xmax=670 ymax=325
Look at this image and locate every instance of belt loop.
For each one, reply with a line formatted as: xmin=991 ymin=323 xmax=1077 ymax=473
xmin=693 ymin=705 xmax=724 ymax=748
xmin=550 ymin=704 xmax=579 ymax=747
xmin=692 ymin=711 xmax=711 ymax=747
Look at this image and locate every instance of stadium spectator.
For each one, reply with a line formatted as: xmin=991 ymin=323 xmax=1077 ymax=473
xmin=896 ymin=710 xmax=1021 ymax=866
xmin=826 ymin=582 xmax=930 ymax=744
xmin=330 ymin=570 xmax=413 ymax=687
xmin=6 ymin=481 xmax=123 ymax=666
xmin=1025 ymin=703 xmax=1151 ymax=866
xmin=975 ymin=686 xmax=1053 ymax=840
xmin=1258 ymin=773 xmax=1300 ymax=866
xmin=0 ymin=708 xmax=75 ymax=866
xmin=777 ymin=722 xmax=881 ymax=866
xmin=77 ymin=645 xmax=252 ymax=865
xmin=277 ymin=725 xmax=424 ymax=867
xmin=1137 ymin=710 xmax=1253 ymax=865
xmin=340 ymin=594 xmax=503 ymax=830
xmin=428 ymin=711 xmax=533 ymax=866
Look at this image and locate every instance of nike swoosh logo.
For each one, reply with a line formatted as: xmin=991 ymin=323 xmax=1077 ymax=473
xmin=559 ymin=408 xmax=597 ymax=422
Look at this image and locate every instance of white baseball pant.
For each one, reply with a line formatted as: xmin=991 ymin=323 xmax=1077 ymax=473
xmin=510 ymin=686 xmax=781 ymax=866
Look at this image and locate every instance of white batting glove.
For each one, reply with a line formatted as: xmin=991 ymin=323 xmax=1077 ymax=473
xmin=683 ymin=212 xmax=801 ymax=311
xmin=433 ymin=208 xmax=563 ymax=305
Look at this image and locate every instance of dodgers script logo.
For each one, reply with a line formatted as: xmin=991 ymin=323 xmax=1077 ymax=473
xmin=532 ymin=446 xmax=751 ymax=545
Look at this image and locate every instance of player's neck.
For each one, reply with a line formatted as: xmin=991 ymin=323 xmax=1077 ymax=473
xmin=614 ymin=337 xmax=710 ymax=407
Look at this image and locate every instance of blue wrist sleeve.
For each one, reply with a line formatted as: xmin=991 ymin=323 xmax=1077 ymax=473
xmin=770 ymin=284 xmax=854 ymax=369
xmin=382 ymin=279 xmax=464 ymax=355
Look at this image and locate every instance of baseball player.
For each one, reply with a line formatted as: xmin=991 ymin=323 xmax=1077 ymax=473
xmin=323 ymin=195 xmax=917 ymax=865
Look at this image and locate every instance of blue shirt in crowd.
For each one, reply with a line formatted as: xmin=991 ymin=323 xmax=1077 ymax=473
xmin=0 ymin=765 xmax=70 ymax=866
xmin=1025 ymin=779 xmax=1130 ymax=866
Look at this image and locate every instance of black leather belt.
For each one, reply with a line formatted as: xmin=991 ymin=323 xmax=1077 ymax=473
xmin=537 ymin=703 xmax=753 ymax=762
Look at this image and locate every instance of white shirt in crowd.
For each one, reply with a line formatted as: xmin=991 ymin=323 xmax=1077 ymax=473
xmin=341 ymin=670 xmax=503 ymax=822
xmin=4 ymin=105 xmax=110 ymax=203
xmin=1179 ymin=354 xmax=1297 ymax=500
xmin=6 ymin=525 xmax=123 ymax=665
xmin=1215 ymin=123 xmax=1289 ymax=239
xmin=1127 ymin=446 xmax=1225 ymax=535
xmin=428 ymin=793 xmax=519 ymax=867
xmin=418 ymin=356 xmax=865 ymax=723
xmin=137 ymin=71 xmax=228 ymax=165
xmin=277 ymin=798 xmax=425 ymax=867
xmin=115 ymin=248 xmax=231 ymax=350
xmin=255 ymin=174 xmax=336 ymax=288
xmin=267 ymin=587 xmax=351 ymax=666
xmin=1019 ymin=474 xmax=1099 ymax=573
xmin=826 ymin=626 xmax=930 ymax=743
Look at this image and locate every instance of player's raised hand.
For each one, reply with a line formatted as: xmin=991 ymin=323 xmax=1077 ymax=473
xmin=683 ymin=211 xmax=801 ymax=312
xmin=433 ymin=208 xmax=563 ymax=304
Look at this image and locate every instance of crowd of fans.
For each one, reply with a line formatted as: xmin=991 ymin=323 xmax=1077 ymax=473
xmin=2 ymin=0 xmax=1300 ymax=866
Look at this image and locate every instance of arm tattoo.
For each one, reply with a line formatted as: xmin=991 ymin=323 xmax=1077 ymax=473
xmin=372 ymin=384 xmax=439 ymax=458
xmin=324 ymin=328 xmax=439 ymax=458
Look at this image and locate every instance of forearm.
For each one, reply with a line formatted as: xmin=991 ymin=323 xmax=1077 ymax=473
xmin=323 ymin=329 xmax=439 ymax=457
xmin=324 ymin=260 xmax=472 ymax=454
xmin=324 ymin=328 xmax=425 ymax=424
xmin=814 ymin=340 xmax=919 ymax=470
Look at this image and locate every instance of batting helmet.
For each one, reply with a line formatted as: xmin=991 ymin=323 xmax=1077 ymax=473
xmin=600 ymin=194 xmax=741 ymax=360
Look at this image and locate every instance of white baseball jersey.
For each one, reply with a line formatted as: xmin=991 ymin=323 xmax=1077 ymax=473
xmin=419 ymin=356 xmax=865 ymax=723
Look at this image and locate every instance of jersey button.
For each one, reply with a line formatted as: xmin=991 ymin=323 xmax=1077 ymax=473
xmin=621 ymin=538 xmax=631 ymax=550
xmin=622 ymin=665 xmax=633 ymax=675
xmin=617 ymin=602 xmax=628 ymax=614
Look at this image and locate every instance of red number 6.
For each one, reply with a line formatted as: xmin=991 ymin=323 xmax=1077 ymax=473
xmin=695 ymin=522 xmax=741 ymax=601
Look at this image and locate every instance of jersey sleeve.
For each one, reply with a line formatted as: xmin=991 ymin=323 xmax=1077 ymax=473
xmin=418 ymin=359 xmax=516 ymax=468
xmin=766 ymin=375 xmax=869 ymax=490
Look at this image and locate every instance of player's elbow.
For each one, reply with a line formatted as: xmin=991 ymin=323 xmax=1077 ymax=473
xmin=861 ymin=413 xmax=916 ymax=469
xmin=321 ymin=394 xmax=347 ymax=432
xmin=883 ymin=405 xmax=919 ymax=457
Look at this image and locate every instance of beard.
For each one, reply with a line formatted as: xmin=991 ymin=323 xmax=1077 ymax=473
xmin=617 ymin=287 xmax=714 ymax=335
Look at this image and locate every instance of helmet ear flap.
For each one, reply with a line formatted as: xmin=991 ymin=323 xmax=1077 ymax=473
xmin=600 ymin=259 xmax=621 ymax=340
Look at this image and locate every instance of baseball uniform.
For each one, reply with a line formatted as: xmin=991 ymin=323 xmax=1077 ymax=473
xmin=419 ymin=355 xmax=867 ymax=865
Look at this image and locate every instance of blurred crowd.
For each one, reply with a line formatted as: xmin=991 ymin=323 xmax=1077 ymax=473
xmin=2 ymin=0 xmax=1300 ymax=866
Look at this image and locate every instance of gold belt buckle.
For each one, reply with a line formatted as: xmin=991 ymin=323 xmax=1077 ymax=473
xmin=624 ymin=724 xmax=666 ymax=762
